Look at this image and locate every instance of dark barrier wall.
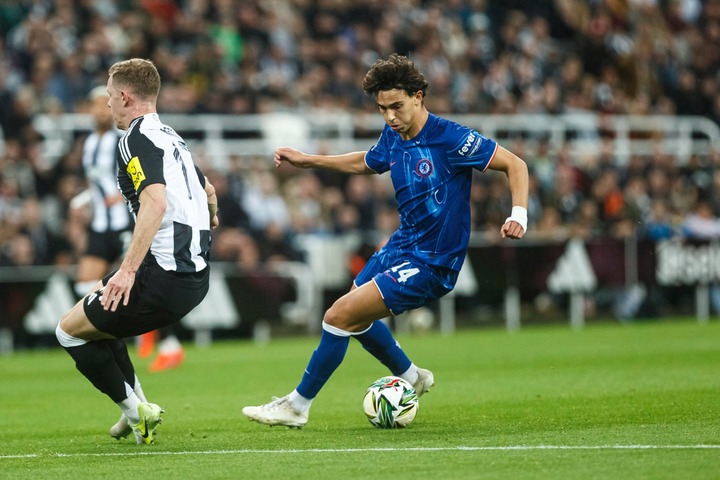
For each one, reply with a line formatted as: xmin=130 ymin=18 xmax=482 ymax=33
xmin=1 ymin=238 xmax=716 ymax=350
xmin=0 ymin=266 xmax=296 ymax=350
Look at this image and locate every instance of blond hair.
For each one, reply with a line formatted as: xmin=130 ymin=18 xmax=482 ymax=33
xmin=108 ymin=58 xmax=161 ymax=100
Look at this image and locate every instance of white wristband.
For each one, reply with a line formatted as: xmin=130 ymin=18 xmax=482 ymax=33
xmin=505 ymin=206 xmax=527 ymax=233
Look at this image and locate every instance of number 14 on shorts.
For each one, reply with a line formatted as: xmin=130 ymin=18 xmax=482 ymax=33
xmin=390 ymin=261 xmax=420 ymax=283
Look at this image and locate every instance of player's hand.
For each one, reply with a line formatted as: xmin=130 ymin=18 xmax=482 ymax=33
xmin=274 ymin=147 xmax=305 ymax=168
xmin=500 ymin=220 xmax=525 ymax=239
xmin=501 ymin=206 xmax=527 ymax=239
xmin=210 ymin=213 xmax=219 ymax=229
xmin=100 ymin=268 xmax=135 ymax=312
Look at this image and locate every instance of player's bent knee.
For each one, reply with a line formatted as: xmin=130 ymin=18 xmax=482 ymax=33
xmin=56 ymin=319 xmax=81 ymax=342
xmin=323 ymin=304 xmax=353 ymax=330
xmin=322 ymin=308 xmax=343 ymax=329
xmin=55 ymin=323 xmax=87 ymax=348
xmin=323 ymin=305 xmax=371 ymax=333
xmin=58 ymin=305 xmax=84 ymax=336
xmin=58 ymin=302 xmax=108 ymax=341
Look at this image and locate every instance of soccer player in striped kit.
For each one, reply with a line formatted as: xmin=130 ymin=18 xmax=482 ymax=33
xmin=56 ymin=59 xmax=218 ymax=444
xmin=74 ymin=86 xmax=187 ymax=374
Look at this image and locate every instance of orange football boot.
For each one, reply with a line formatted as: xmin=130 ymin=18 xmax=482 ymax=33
xmin=148 ymin=349 xmax=185 ymax=372
xmin=137 ymin=330 xmax=158 ymax=359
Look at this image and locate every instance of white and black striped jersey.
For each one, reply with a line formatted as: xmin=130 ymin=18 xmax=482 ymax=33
xmin=116 ymin=113 xmax=211 ymax=273
xmin=82 ymin=129 xmax=133 ymax=232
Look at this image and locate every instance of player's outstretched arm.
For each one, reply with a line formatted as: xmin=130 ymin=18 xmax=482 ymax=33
xmin=274 ymin=147 xmax=373 ymax=174
xmin=488 ymin=146 xmax=529 ymax=239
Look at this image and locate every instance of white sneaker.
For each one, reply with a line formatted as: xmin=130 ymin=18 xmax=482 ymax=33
xmin=109 ymin=414 xmax=132 ymax=440
xmin=242 ymin=396 xmax=308 ymax=428
xmin=413 ymin=368 xmax=435 ymax=396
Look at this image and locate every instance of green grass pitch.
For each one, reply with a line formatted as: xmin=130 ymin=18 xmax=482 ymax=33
xmin=1 ymin=319 xmax=718 ymax=479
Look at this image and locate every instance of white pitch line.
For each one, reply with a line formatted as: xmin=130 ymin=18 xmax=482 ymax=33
xmin=1 ymin=445 xmax=719 ymax=459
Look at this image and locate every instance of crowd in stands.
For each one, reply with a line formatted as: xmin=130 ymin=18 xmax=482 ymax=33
xmin=1 ymin=0 xmax=720 ymax=270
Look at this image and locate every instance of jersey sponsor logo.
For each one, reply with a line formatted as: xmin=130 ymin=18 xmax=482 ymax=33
xmin=415 ymin=159 xmax=433 ymax=177
xmin=127 ymin=156 xmax=146 ymax=191
xmin=457 ymin=132 xmax=476 ymax=156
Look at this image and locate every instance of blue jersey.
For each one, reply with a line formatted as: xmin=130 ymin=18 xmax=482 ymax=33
xmin=364 ymin=113 xmax=498 ymax=272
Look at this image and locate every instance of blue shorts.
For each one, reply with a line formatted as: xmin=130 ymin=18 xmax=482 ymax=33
xmin=354 ymin=250 xmax=458 ymax=315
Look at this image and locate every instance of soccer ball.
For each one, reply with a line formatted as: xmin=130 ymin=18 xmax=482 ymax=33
xmin=362 ymin=376 xmax=419 ymax=429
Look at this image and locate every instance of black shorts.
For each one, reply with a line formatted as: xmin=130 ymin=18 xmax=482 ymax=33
xmin=86 ymin=229 xmax=133 ymax=263
xmin=83 ymin=260 xmax=209 ymax=339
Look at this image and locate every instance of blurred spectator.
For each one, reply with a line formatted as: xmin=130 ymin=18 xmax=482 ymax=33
xmin=643 ymin=198 xmax=676 ymax=240
xmin=21 ymin=197 xmax=68 ymax=265
xmin=681 ymin=197 xmax=720 ymax=238
xmin=531 ymin=205 xmax=570 ymax=240
xmin=283 ymin=171 xmax=325 ymax=234
xmin=572 ymin=199 xmax=605 ymax=239
xmin=0 ymin=232 xmax=35 ymax=267
xmin=243 ymin=169 xmax=290 ymax=233
xmin=544 ymin=166 xmax=583 ymax=224
xmin=206 ymin=168 xmax=251 ymax=230
xmin=623 ymin=175 xmax=651 ymax=221
xmin=1 ymin=139 xmax=36 ymax=198
xmin=592 ymin=169 xmax=625 ymax=224
xmin=257 ymin=222 xmax=303 ymax=263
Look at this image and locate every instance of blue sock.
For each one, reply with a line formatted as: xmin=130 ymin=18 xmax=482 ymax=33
xmin=355 ymin=321 xmax=411 ymax=375
xmin=296 ymin=324 xmax=350 ymax=399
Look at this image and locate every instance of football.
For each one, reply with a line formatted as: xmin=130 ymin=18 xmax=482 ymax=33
xmin=362 ymin=376 xmax=419 ymax=428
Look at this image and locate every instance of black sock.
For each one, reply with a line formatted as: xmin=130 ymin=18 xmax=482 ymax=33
xmin=64 ymin=341 xmax=129 ymax=403
xmin=106 ymin=339 xmax=136 ymax=388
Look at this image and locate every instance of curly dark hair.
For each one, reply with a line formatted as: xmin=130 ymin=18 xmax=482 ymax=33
xmin=362 ymin=54 xmax=429 ymax=99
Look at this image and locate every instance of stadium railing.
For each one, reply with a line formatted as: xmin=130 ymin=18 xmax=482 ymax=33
xmin=26 ymin=112 xmax=720 ymax=170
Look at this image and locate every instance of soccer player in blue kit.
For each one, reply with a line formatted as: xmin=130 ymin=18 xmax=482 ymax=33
xmin=243 ymin=54 xmax=529 ymax=427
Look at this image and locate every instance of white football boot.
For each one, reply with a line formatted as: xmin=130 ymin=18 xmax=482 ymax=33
xmin=242 ymin=396 xmax=308 ymax=428
xmin=109 ymin=414 xmax=132 ymax=440
xmin=413 ymin=368 xmax=435 ymax=396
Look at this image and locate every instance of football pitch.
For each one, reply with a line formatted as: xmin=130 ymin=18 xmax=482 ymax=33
xmin=1 ymin=319 xmax=718 ymax=479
